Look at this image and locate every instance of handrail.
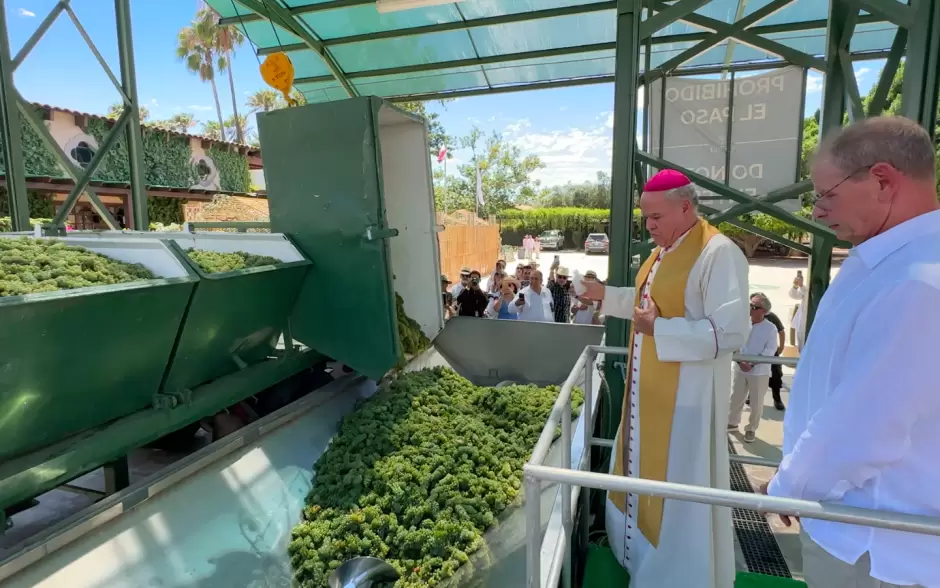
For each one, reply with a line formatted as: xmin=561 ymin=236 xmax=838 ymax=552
xmin=524 ymin=345 xmax=940 ymax=588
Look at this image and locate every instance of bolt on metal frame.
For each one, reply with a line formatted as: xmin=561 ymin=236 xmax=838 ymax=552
xmin=0 ymin=0 xmax=148 ymax=232
xmin=524 ymin=345 xmax=940 ymax=588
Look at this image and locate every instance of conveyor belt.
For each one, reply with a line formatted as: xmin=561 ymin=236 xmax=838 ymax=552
xmin=728 ymin=441 xmax=792 ymax=578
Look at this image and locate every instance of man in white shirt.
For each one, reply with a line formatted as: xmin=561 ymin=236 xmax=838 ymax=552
xmin=728 ymin=292 xmax=780 ymax=443
xmin=764 ymin=116 xmax=940 ymax=588
xmin=517 ymin=269 xmax=554 ymax=322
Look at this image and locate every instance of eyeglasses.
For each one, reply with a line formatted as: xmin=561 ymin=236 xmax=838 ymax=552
xmin=750 ymin=304 xmax=764 ymax=311
xmin=812 ymin=165 xmax=873 ymax=203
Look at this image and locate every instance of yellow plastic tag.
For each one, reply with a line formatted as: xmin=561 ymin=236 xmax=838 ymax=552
xmin=260 ymin=52 xmax=295 ymax=94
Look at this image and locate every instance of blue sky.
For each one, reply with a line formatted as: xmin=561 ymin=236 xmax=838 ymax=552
xmin=9 ymin=1 xmax=884 ymax=186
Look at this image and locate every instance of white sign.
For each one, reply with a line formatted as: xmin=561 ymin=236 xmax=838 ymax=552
xmin=648 ymin=67 xmax=805 ymax=212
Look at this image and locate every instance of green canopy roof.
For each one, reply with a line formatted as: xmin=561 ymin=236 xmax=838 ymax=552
xmin=207 ymin=0 xmax=898 ymax=103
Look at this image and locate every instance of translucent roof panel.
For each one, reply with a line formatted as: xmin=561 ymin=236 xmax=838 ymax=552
xmin=206 ymin=0 xmax=901 ymax=102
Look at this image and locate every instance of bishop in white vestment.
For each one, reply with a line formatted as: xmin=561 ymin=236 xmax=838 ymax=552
xmin=583 ymin=170 xmax=750 ymax=587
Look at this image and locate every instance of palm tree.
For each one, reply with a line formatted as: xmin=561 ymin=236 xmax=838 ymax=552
xmin=201 ymin=120 xmax=223 ymax=140
xmin=247 ymin=89 xmax=281 ymax=113
xmin=177 ymin=13 xmax=226 ymax=140
xmin=107 ymin=102 xmax=150 ymax=121
xmin=201 ymin=6 xmax=246 ymax=143
xmin=153 ymin=113 xmax=197 ymax=134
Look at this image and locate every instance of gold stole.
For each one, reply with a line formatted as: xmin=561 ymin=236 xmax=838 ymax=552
xmin=610 ymin=218 xmax=721 ymax=547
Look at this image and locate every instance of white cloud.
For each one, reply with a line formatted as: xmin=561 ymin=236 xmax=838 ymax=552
xmin=504 ymin=118 xmax=531 ymax=135
xmin=511 ymin=123 xmax=613 ymax=186
xmin=854 ymin=67 xmax=871 ymax=84
xmin=150 ymin=98 xmax=159 ymax=106
xmin=806 ymin=73 xmax=823 ymax=93
xmin=18 ymin=8 xmax=35 ymax=17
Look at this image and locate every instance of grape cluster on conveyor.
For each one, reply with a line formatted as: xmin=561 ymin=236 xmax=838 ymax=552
xmin=0 ymin=237 xmax=155 ymax=297
xmin=396 ymin=293 xmax=431 ymax=357
xmin=185 ymin=248 xmax=282 ymax=274
xmin=289 ymin=367 xmax=583 ymax=587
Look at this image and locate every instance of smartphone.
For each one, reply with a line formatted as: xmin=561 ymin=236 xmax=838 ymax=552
xmin=554 ymin=255 xmax=560 ymax=263
xmin=518 ymin=293 xmax=525 ymax=302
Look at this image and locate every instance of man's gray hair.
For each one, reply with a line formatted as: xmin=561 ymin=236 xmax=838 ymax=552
xmin=817 ymin=116 xmax=936 ymax=180
xmin=663 ymin=183 xmax=699 ymax=207
xmin=750 ymin=291 xmax=771 ymax=311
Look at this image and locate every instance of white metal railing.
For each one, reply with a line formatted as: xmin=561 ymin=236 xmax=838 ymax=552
xmin=524 ymin=345 xmax=940 ymax=588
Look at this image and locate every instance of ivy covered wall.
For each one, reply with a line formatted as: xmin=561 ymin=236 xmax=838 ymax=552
xmin=0 ymin=106 xmax=62 ymax=176
xmin=207 ymin=145 xmax=251 ymax=193
xmin=0 ymin=190 xmax=56 ymax=217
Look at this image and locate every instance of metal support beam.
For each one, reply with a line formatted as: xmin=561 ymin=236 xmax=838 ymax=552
xmin=867 ymin=27 xmax=908 ymax=116
xmin=846 ymin=0 xmax=915 ymax=28
xmin=0 ymin=0 xmax=29 ymax=231
xmin=804 ymin=0 xmax=857 ymax=333
xmin=900 ymin=0 xmax=940 ymax=135
xmin=115 ymin=0 xmax=148 ymax=230
xmin=639 ymin=0 xmax=710 ymax=39
xmin=604 ymin=0 xmax=643 ymax=420
xmin=655 ymin=1 xmax=828 ymax=71
xmin=16 ymin=95 xmax=120 ymax=229
xmin=642 ymin=0 xmax=798 ymax=82
xmin=12 ymin=1 xmax=68 ymax=70
xmin=103 ymin=456 xmax=130 ymax=495
xmin=234 ymin=0 xmax=357 ymax=97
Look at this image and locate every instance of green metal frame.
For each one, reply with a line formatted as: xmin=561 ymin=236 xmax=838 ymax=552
xmin=0 ymin=0 xmax=148 ymax=231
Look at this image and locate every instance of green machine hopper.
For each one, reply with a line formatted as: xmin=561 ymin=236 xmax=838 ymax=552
xmin=0 ymin=235 xmax=197 ymax=461
xmin=79 ymin=231 xmax=313 ymax=397
xmin=257 ymin=96 xmax=445 ymax=379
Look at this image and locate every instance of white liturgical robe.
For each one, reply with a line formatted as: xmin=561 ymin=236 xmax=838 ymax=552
xmin=603 ymin=226 xmax=750 ymax=588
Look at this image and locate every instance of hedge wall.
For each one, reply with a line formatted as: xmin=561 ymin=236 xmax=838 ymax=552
xmin=0 ymin=190 xmax=55 ymax=218
xmin=207 ymin=145 xmax=251 ymax=193
xmin=0 ymin=106 xmax=62 ymax=176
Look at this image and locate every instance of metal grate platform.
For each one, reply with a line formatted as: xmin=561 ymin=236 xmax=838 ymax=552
xmin=729 ymin=441 xmax=792 ymax=578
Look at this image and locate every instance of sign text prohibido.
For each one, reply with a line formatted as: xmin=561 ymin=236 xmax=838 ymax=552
xmin=648 ymin=67 xmax=805 ymax=212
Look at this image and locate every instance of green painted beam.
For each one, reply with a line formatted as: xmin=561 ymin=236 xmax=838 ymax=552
xmin=14 ymin=92 xmax=120 ymax=230
xmin=385 ymin=75 xmax=614 ymax=104
xmin=720 ymin=0 xmax=751 ymax=79
xmin=0 ymin=348 xmax=325 ymax=512
xmin=900 ymin=0 xmax=940 ymax=134
xmin=11 ymin=1 xmax=68 ymax=70
xmin=233 ymin=0 xmax=358 ymax=97
xmin=295 ymin=42 xmax=616 ymax=85
xmin=248 ymin=1 xmax=617 ymax=44
xmin=115 ymin=0 xmax=148 ymax=230
xmin=0 ymin=3 xmax=29 ymax=231
xmin=51 ymin=110 xmax=132 ymax=226
xmin=654 ymin=0 xmax=828 ymax=71
xmin=845 ymin=0 xmax=915 ymax=28
xmin=222 ymin=0 xmax=391 ymax=25
xmin=642 ymin=0 xmax=797 ymax=82
xmin=262 ymin=12 xmax=887 ymax=57
xmin=867 ymin=27 xmax=907 ymax=116
xmin=699 ymin=204 xmax=813 ymax=255
xmin=635 ymin=151 xmax=832 ymax=237
xmin=603 ymin=0 xmax=643 ymax=426
xmin=639 ymin=0 xmax=710 ymax=39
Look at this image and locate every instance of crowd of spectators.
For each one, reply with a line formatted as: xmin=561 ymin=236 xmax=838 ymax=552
xmin=441 ymin=257 xmax=603 ymax=324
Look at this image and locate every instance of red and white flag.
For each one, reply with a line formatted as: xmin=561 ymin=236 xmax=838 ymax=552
xmin=437 ymin=145 xmax=448 ymax=163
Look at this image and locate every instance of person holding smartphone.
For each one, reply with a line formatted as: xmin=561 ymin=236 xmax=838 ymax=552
xmin=456 ymin=270 xmax=489 ymax=317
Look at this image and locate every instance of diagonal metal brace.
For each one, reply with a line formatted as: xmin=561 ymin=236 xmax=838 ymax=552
xmin=654 ymin=0 xmax=827 ymax=71
xmin=636 ymin=151 xmax=835 ymax=237
xmin=233 ymin=0 xmax=358 ymax=97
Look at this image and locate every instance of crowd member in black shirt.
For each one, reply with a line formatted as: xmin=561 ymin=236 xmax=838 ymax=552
xmin=764 ymin=309 xmax=787 ymax=410
xmin=546 ymin=261 xmax=572 ymax=323
xmin=456 ymin=270 xmax=489 ymax=317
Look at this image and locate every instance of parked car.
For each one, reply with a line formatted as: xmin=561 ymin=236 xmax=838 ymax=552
xmin=539 ymin=230 xmax=564 ymax=250
xmin=584 ymin=233 xmax=610 ymax=254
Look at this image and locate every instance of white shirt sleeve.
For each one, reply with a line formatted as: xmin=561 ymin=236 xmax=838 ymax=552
xmin=768 ymin=280 xmax=940 ymax=502
xmin=601 ymin=286 xmax=637 ymax=319
xmin=760 ymin=325 xmax=779 ymax=358
xmin=653 ymin=240 xmax=750 ymax=362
